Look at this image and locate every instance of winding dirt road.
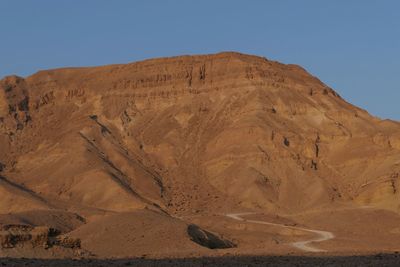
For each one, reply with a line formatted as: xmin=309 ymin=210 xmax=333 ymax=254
xmin=226 ymin=212 xmax=334 ymax=252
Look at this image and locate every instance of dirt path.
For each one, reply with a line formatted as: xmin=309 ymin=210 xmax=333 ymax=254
xmin=225 ymin=212 xmax=334 ymax=252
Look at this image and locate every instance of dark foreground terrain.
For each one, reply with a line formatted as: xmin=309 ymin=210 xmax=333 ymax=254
xmin=1 ymin=254 xmax=400 ymax=267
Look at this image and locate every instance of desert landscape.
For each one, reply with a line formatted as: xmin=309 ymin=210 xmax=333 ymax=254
xmin=0 ymin=52 xmax=399 ymax=266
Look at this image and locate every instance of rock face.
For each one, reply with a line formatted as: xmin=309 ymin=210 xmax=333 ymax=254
xmin=0 ymin=52 xmax=400 ymax=257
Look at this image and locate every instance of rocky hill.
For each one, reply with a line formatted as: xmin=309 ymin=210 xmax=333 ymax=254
xmin=0 ymin=52 xmax=399 ymax=258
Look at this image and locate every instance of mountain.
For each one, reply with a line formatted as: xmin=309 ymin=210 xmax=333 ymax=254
xmin=0 ymin=52 xmax=399 ymax=258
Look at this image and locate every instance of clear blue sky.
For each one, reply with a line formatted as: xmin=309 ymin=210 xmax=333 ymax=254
xmin=1 ymin=1 xmax=399 ymax=120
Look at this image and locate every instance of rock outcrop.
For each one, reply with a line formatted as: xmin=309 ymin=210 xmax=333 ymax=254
xmin=187 ymin=224 xmax=235 ymax=249
xmin=0 ymin=224 xmax=80 ymax=250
